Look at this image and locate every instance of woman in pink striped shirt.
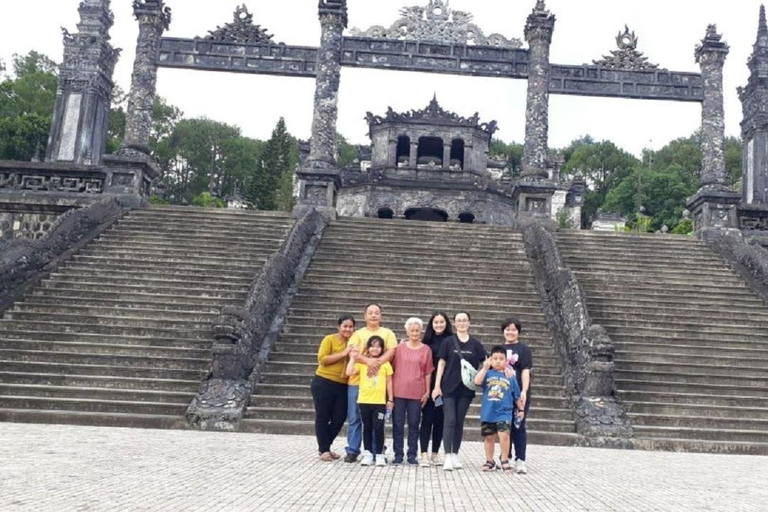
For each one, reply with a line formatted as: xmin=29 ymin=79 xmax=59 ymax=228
xmin=391 ymin=317 xmax=434 ymax=465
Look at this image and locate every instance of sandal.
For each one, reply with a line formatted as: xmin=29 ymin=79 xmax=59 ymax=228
xmin=329 ymin=452 xmax=341 ymax=460
xmin=500 ymin=460 xmax=513 ymax=473
xmin=319 ymin=452 xmax=333 ymax=462
xmin=481 ymin=460 xmax=496 ymax=472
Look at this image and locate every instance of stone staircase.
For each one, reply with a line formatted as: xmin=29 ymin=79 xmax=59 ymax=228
xmin=556 ymin=230 xmax=768 ymax=454
xmin=242 ymin=217 xmax=579 ymax=445
xmin=0 ymin=206 xmax=294 ymax=429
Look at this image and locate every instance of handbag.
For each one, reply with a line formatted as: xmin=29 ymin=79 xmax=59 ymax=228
xmin=455 ymin=337 xmax=479 ymax=391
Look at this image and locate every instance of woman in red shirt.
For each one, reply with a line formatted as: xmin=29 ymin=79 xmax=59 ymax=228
xmin=391 ymin=317 xmax=434 ymax=465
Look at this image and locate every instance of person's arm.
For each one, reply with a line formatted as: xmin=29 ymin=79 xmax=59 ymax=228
xmin=345 ymin=353 xmax=360 ymax=377
xmin=431 ymin=359 xmax=446 ymax=400
xmin=520 ymin=369 xmax=531 ymax=407
xmin=421 ymin=373 xmax=431 ymax=407
xmin=320 ymin=337 xmax=352 ymax=366
xmin=474 ymin=356 xmax=491 ymax=386
xmin=386 ymin=374 xmax=394 ymax=408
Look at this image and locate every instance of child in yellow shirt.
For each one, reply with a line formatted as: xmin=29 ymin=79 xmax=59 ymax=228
xmin=346 ymin=335 xmax=393 ymax=467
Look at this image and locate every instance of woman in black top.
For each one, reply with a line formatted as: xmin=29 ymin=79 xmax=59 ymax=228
xmin=418 ymin=311 xmax=453 ymax=467
xmin=432 ymin=311 xmax=487 ymax=471
xmin=502 ymin=317 xmax=533 ymax=474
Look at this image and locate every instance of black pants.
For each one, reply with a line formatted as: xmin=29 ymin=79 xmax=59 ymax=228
xmin=419 ymin=397 xmax=444 ymax=454
xmin=509 ymin=396 xmax=531 ymax=461
xmin=359 ymin=404 xmax=386 ymax=455
xmin=442 ymin=394 xmax=473 ymax=454
xmin=393 ymin=398 xmax=421 ymax=459
xmin=310 ymin=376 xmax=348 ymax=453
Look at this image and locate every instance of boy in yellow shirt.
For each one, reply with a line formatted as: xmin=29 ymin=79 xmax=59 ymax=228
xmin=346 ymin=335 xmax=394 ymax=467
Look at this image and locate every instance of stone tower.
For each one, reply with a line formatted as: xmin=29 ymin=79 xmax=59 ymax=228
xmin=740 ymin=5 xmax=768 ymax=204
xmin=45 ymin=0 xmax=119 ymax=166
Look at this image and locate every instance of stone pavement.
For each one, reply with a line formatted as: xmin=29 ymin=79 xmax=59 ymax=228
xmin=1 ymin=423 xmax=766 ymax=512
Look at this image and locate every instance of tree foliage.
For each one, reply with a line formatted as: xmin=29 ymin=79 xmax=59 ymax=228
xmin=489 ymin=140 xmax=524 ymax=177
xmin=246 ymin=118 xmax=299 ymax=211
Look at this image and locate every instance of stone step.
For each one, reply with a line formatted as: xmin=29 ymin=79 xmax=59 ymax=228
xmin=287 ymin=298 xmax=546 ymax=315
xmin=616 ymin=369 xmax=768 ymax=388
xmin=236 ymin=417 xmax=581 ymax=445
xmin=18 ymin=298 xmax=226 ymax=314
xmin=555 ymin=232 xmax=709 ymax=246
xmin=69 ymin=254 xmax=261 ymax=273
xmin=301 ymin=274 xmax=537 ymax=291
xmin=30 ymin=287 xmax=246 ymax=303
xmin=254 ymin=381 xmax=568 ymax=398
xmin=245 ymin=406 xmax=575 ymax=426
xmin=279 ymin=325 xmax=553 ymax=342
xmin=601 ymin=321 xmax=768 ymax=338
xmin=0 ymin=349 xmax=210 ymax=371
xmin=92 ymin=237 xmax=285 ymax=252
xmin=0 ymin=383 xmax=193 ymax=404
xmin=591 ymin=303 xmax=768 ymax=319
xmin=630 ymin=425 xmax=768 ymax=444
xmin=99 ymin=231 xmax=288 ymax=248
xmin=610 ymin=332 xmax=768 ymax=348
xmin=136 ymin=206 xmax=292 ymax=220
xmin=575 ymin=271 xmax=746 ymax=288
xmin=43 ymin=274 xmax=251 ymax=291
xmin=0 ymin=360 xmax=206 ymax=381
xmin=311 ymin=249 xmax=525 ymax=265
xmin=334 ymin=218 xmax=518 ymax=234
xmin=292 ymin=286 xmax=540 ymax=303
xmin=39 ymin=280 xmax=249 ymax=297
xmin=0 ymin=339 xmax=210 ymax=359
xmin=560 ymin=251 xmax=728 ymax=264
xmin=587 ymin=295 xmax=768 ymax=311
xmin=615 ymin=377 xmax=768 ymax=397
xmin=56 ymin=265 xmax=256 ymax=281
xmin=616 ymin=350 xmax=768 ymax=368
xmin=583 ymin=289 xmax=764 ymax=306
xmin=629 ymin=437 xmax=768 ymax=456
xmin=3 ymin=312 xmax=214 ymax=332
xmin=272 ymin=336 xmax=558 ymax=354
xmin=0 ymin=330 xmax=211 ymax=349
xmin=250 ymin=393 xmax=571 ymax=410
xmin=121 ymin=211 xmax=293 ymax=225
xmin=0 ymin=395 xmax=188 ymax=416
xmin=267 ymin=351 xmax=562 ymax=366
xmin=595 ymin=315 xmax=768 ymax=333
xmin=0 ymin=371 xmax=200 ymax=392
xmin=77 ymin=246 xmax=266 ymax=263
xmin=304 ymin=263 xmax=534 ymax=281
xmin=624 ymin=401 xmax=768 ymax=420
xmin=0 ymin=320 xmax=210 ymax=340
xmin=618 ymin=390 xmax=768 ymax=409
xmin=0 ymin=408 xmax=188 ymax=429
xmin=11 ymin=305 xmax=220 ymax=322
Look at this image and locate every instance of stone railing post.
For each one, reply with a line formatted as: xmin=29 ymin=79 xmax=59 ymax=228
xmin=522 ymin=0 xmax=555 ymax=180
xmin=409 ymin=141 xmax=419 ymax=168
xmin=688 ymin=25 xmax=741 ymax=238
xmin=295 ymin=1 xmax=347 ymax=217
xmin=45 ymin=0 xmax=119 ymax=166
xmin=442 ymin=143 xmax=452 ymax=170
xmin=120 ymin=0 xmax=172 ymax=158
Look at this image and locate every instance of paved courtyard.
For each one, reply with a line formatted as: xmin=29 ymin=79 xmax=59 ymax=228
xmin=1 ymin=423 xmax=766 ymax=511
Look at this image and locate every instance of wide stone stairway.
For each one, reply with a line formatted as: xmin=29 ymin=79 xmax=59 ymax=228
xmin=556 ymin=231 xmax=768 ymax=454
xmin=0 ymin=206 xmax=293 ymax=429
xmin=243 ymin=217 xmax=579 ymax=445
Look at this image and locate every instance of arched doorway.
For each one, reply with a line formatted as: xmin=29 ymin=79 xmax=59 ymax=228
xmin=458 ymin=212 xmax=475 ymax=224
xmin=377 ymin=207 xmax=394 ymax=219
xmin=404 ymin=208 xmax=448 ymax=222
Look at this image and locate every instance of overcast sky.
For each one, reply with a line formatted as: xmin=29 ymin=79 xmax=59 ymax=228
xmin=0 ymin=0 xmax=764 ymax=156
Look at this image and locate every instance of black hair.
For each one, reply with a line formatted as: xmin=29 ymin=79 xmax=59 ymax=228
xmin=501 ymin=317 xmax=522 ymax=334
xmin=366 ymin=335 xmax=385 ymax=354
xmin=337 ymin=315 xmax=356 ymax=327
xmin=423 ymin=311 xmax=453 ymax=346
xmin=454 ymin=311 xmax=471 ymax=321
xmin=491 ymin=345 xmax=506 ymax=356
xmin=365 ymin=303 xmax=382 ymax=314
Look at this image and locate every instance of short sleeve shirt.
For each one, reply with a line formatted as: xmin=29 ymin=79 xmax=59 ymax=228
xmin=505 ymin=342 xmax=533 ymax=395
xmin=480 ymin=369 xmax=520 ymax=423
xmin=356 ymin=362 xmax=393 ymax=405
xmin=437 ymin=335 xmax=487 ymax=397
xmin=347 ymin=326 xmax=398 ymax=386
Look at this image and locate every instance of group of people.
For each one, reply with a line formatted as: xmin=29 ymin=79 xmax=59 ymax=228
xmin=310 ymin=303 xmax=533 ymax=474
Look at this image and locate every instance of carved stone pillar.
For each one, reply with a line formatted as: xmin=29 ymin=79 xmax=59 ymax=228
xmin=45 ymin=0 xmax=120 ymax=166
xmin=522 ymin=0 xmax=555 ymax=179
xmin=442 ymin=143 xmax=452 ymax=170
xmin=688 ymin=25 xmax=741 ymax=238
xmin=387 ymin=138 xmax=398 ymax=168
xmin=308 ymin=0 xmax=347 ymax=167
xmin=739 ymin=6 xmax=768 ymax=205
xmin=409 ymin=141 xmax=419 ymax=168
xmin=120 ymin=0 xmax=172 ymax=158
xmin=295 ymin=1 xmax=347 ymax=217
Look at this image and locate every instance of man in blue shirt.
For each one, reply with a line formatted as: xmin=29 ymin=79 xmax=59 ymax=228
xmin=474 ymin=345 xmax=522 ymax=472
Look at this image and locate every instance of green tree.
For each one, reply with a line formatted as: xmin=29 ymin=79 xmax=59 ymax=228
xmin=489 ymin=139 xmax=524 ymax=177
xmin=247 ymin=118 xmax=299 ymax=211
xmin=337 ymin=133 xmax=358 ymax=169
xmin=0 ymin=51 xmax=59 ymax=160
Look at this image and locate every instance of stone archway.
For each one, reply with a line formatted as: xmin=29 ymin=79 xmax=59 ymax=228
xmin=404 ymin=207 xmax=448 ymax=222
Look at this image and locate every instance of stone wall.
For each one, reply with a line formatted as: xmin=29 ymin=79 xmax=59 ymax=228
xmin=521 ymin=223 xmax=632 ymax=444
xmin=0 ymin=197 xmax=128 ymax=313
xmin=187 ymin=208 xmax=329 ymax=430
xmin=0 ymin=212 xmax=61 ymax=241
xmin=706 ymin=230 xmax=768 ymax=304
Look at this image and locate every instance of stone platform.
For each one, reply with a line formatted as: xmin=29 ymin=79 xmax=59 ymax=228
xmin=1 ymin=423 xmax=765 ymax=511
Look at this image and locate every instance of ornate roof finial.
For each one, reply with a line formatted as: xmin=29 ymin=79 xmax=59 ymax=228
xmin=535 ymin=0 xmax=547 ymax=12
xmin=203 ymin=5 xmax=276 ymax=44
xmin=365 ymin=96 xmax=499 ymax=135
xmin=592 ymin=25 xmax=661 ymax=70
xmin=759 ymin=5 xmax=768 ymax=40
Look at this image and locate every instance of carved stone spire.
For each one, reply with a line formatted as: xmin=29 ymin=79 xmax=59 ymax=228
xmin=760 ymin=4 xmax=768 ymax=39
xmin=46 ymin=0 xmax=120 ymax=165
xmin=121 ymin=0 xmax=172 ymax=157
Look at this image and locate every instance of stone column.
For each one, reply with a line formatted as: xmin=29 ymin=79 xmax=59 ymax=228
xmin=308 ymin=0 xmax=347 ymax=167
xmin=120 ymin=0 xmax=172 ymax=158
xmin=688 ymin=25 xmax=741 ymax=238
xmin=442 ymin=143 xmax=452 ymax=170
xmin=409 ymin=141 xmax=419 ymax=168
xmin=387 ymin=138 xmax=398 ymax=167
xmin=45 ymin=0 xmax=119 ymax=166
xmin=295 ymin=1 xmax=347 ymax=218
xmin=522 ymin=0 xmax=555 ymax=179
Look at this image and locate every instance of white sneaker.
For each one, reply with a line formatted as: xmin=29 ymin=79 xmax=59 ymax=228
xmin=375 ymin=454 xmax=387 ymax=467
xmin=452 ymin=453 xmax=463 ymax=470
xmin=430 ymin=453 xmax=442 ymax=466
xmin=419 ymin=453 xmax=431 ymax=468
xmin=443 ymin=454 xmax=454 ymax=471
xmin=360 ymin=451 xmax=374 ymax=466
xmin=516 ymin=460 xmax=527 ymax=474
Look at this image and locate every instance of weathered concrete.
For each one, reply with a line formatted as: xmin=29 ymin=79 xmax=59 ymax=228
xmin=705 ymin=230 xmax=768 ymax=305
xmin=187 ymin=208 xmax=328 ymax=430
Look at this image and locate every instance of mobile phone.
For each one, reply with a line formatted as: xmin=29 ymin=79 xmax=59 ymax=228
xmin=434 ymin=395 xmax=444 ymax=407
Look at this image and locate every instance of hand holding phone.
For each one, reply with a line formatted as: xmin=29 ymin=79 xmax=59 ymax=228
xmin=434 ymin=395 xmax=444 ymax=407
